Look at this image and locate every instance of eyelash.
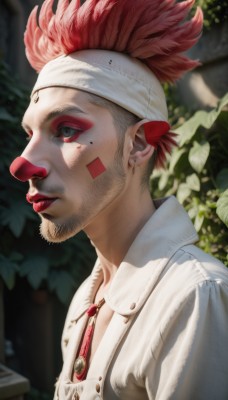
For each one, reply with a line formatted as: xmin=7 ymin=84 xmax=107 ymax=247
xmin=25 ymin=125 xmax=84 ymax=143
xmin=55 ymin=125 xmax=83 ymax=143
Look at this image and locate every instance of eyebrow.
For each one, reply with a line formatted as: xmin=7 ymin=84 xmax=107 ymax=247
xmin=21 ymin=105 xmax=87 ymax=131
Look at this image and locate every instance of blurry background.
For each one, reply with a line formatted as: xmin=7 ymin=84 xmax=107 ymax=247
xmin=0 ymin=0 xmax=227 ymax=399
xmin=0 ymin=3 xmax=96 ymax=399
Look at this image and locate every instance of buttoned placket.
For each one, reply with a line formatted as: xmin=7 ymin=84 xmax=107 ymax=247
xmin=84 ymin=311 xmax=135 ymax=399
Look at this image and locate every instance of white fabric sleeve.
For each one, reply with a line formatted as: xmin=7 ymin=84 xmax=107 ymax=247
xmin=145 ymin=279 xmax=228 ymax=400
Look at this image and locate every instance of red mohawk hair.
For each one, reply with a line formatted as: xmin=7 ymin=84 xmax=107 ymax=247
xmin=25 ymin=0 xmax=203 ymax=82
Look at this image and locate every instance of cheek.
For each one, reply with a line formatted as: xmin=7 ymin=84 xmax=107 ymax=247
xmin=61 ymin=143 xmax=107 ymax=178
xmin=86 ymin=157 xmax=106 ymax=179
xmin=61 ymin=144 xmax=83 ymax=169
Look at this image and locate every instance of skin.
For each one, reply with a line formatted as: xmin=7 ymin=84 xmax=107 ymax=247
xmin=20 ymin=87 xmax=156 ymax=379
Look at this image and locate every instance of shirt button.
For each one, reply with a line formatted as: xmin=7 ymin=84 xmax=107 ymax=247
xmin=96 ymin=383 xmax=100 ymax=392
xmin=98 ymin=376 xmax=102 ymax=381
xmin=73 ymin=394 xmax=80 ymax=400
xmin=130 ymin=302 xmax=136 ymax=310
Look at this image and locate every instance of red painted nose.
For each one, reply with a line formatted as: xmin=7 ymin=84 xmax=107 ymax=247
xmin=9 ymin=156 xmax=48 ymax=182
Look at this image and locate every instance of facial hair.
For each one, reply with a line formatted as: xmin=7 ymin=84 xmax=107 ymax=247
xmin=39 ymin=144 xmax=126 ymax=243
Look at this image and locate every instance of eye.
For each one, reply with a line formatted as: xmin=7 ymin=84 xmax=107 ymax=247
xmin=51 ymin=115 xmax=93 ymax=143
xmin=56 ymin=125 xmax=83 ymax=143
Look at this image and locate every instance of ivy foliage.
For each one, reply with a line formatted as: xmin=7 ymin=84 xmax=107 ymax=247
xmin=0 ymin=61 xmax=96 ymax=304
xmin=194 ymin=0 xmax=228 ymax=29
xmin=151 ymin=93 xmax=228 ymax=266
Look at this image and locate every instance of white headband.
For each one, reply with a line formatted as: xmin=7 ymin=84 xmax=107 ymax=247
xmin=32 ymin=49 xmax=168 ymax=122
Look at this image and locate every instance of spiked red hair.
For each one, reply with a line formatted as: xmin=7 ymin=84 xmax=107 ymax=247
xmin=25 ymin=0 xmax=203 ymax=82
xmin=24 ymin=0 xmax=203 ymax=169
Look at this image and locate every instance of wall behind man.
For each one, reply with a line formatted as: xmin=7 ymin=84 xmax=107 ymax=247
xmin=0 ymin=0 xmax=43 ymax=87
xmin=177 ymin=20 xmax=228 ymax=110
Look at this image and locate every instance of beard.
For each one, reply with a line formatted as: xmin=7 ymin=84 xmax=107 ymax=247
xmin=39 ymin=144 xmax=126 ymax=244
xmin=39 ymin=214 xmax=85 ymax=243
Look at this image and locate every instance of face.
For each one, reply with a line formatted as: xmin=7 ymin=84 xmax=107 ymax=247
xmin=14 ymin=88 xmax=128 ymax=243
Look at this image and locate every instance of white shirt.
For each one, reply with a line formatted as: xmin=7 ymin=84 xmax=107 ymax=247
xmin=54 ymin=197 xmax=228 ymax=400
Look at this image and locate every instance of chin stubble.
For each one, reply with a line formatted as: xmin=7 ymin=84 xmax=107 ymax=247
xmin=39 ymin=143 xmax=126 ymax=244
xmin=39 ymin=213 xmax=86 ymax=243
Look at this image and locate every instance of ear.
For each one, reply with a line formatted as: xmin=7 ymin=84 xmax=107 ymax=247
xmin=128 ymin=119 xmax=155 ymax=168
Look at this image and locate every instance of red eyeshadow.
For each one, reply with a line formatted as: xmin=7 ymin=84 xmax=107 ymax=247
xmin=86 ymin=157 xmax=106 ymax=179
xmin=51 ymin=115 xmax=93 ymax=131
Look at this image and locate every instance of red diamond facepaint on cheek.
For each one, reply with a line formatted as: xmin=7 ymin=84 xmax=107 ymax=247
xmin=86 ymin=157 xmax=106 ymax=179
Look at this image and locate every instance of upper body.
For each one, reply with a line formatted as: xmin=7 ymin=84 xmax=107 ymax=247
xmin=54 ymin=196 xmax=228 ymax=400
xmin=8 ymin=1 xmax=228 ymax=399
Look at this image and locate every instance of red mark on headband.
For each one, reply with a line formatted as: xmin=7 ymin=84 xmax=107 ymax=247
xmin=51 ymin=115 xmax=93 ymax=143
xmin=144 ymin=121 xmax=170 ymax=148
xmin=9 ymin=156 xmax=48 ymax=182
xmin=86 ymin=157 xmax=106 ymax=179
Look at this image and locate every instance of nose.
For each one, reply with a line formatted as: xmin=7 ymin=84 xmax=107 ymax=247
xmin=9 ymin=156 xmax=48 ymax=182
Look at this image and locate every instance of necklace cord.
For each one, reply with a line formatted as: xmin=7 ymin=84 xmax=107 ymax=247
xmin=73 ymin=298 xmax=105 ymax=381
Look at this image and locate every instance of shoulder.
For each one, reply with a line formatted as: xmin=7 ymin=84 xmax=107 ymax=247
xmin=164 ymin=244 xmax=228 ymax=290
xmin=150 ymin=245 xmax=228 ymax=326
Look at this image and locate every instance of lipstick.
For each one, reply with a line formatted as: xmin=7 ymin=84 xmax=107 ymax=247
xmin=26 ymin=193 xmax=57 ymax=213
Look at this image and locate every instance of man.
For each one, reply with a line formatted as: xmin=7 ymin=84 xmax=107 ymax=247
xmin=9 ymin=0 xmax=228 ymax=399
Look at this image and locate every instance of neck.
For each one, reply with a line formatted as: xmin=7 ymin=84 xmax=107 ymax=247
xmin=84 ymin=186 xmax=155 ymax=288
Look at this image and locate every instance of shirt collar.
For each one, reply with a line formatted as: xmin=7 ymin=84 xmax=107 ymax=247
xmin=104 ymin=196 xmax=198 ymax=315
xmin=72 ymin=196 xmax=198 ymax=320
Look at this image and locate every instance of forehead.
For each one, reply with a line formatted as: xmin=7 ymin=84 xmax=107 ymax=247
xmin=22 ymin=87 xmax=109 ymax=129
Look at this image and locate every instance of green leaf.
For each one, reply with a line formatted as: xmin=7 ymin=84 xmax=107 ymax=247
xmin=216 ymin=169 xmax=228 ymax=191
xmin=20 ymin=256 xmax=49 ymax=289
xmin=177 ymin=183 xmax=191 ymax=204
xmin=194 ymin=213 xmax=205 ymax=232
xmin=9 ymin=252 xmax=24 ymax=263
xmin=218 ymin=92 xmax=228 ymax=112
xmin=48 ymin=270 xmax=75 ymax=304
xmin=175 ymin=93 xmax=228 ymax=146
xmin=186 ymin=173 xmax=200 ymax=191
xmin=0 ymin=255 xmax=18 ymax=289
xmin=188 ymin=206 xmax=197 ymax=220
xmin=158 ymin=170 xmax=170 ymax=191
xmin=189 ymin=141 xmax=210 ymax=173
xmin=0 ymin=107 xmax=17 ymax=122
xmin=9 ymin=86 xmax=25 ymax=98
xmin=216 ymin=190 xmax=228 ymax=227
xmin=0 ymin=200 xmax=35 ymax=237
xmin=169 ymin=148 xmax=187 ymax=173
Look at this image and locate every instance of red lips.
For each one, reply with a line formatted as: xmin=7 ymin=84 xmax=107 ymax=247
xmin=26 ymin=193 xmax=57 ymax=213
